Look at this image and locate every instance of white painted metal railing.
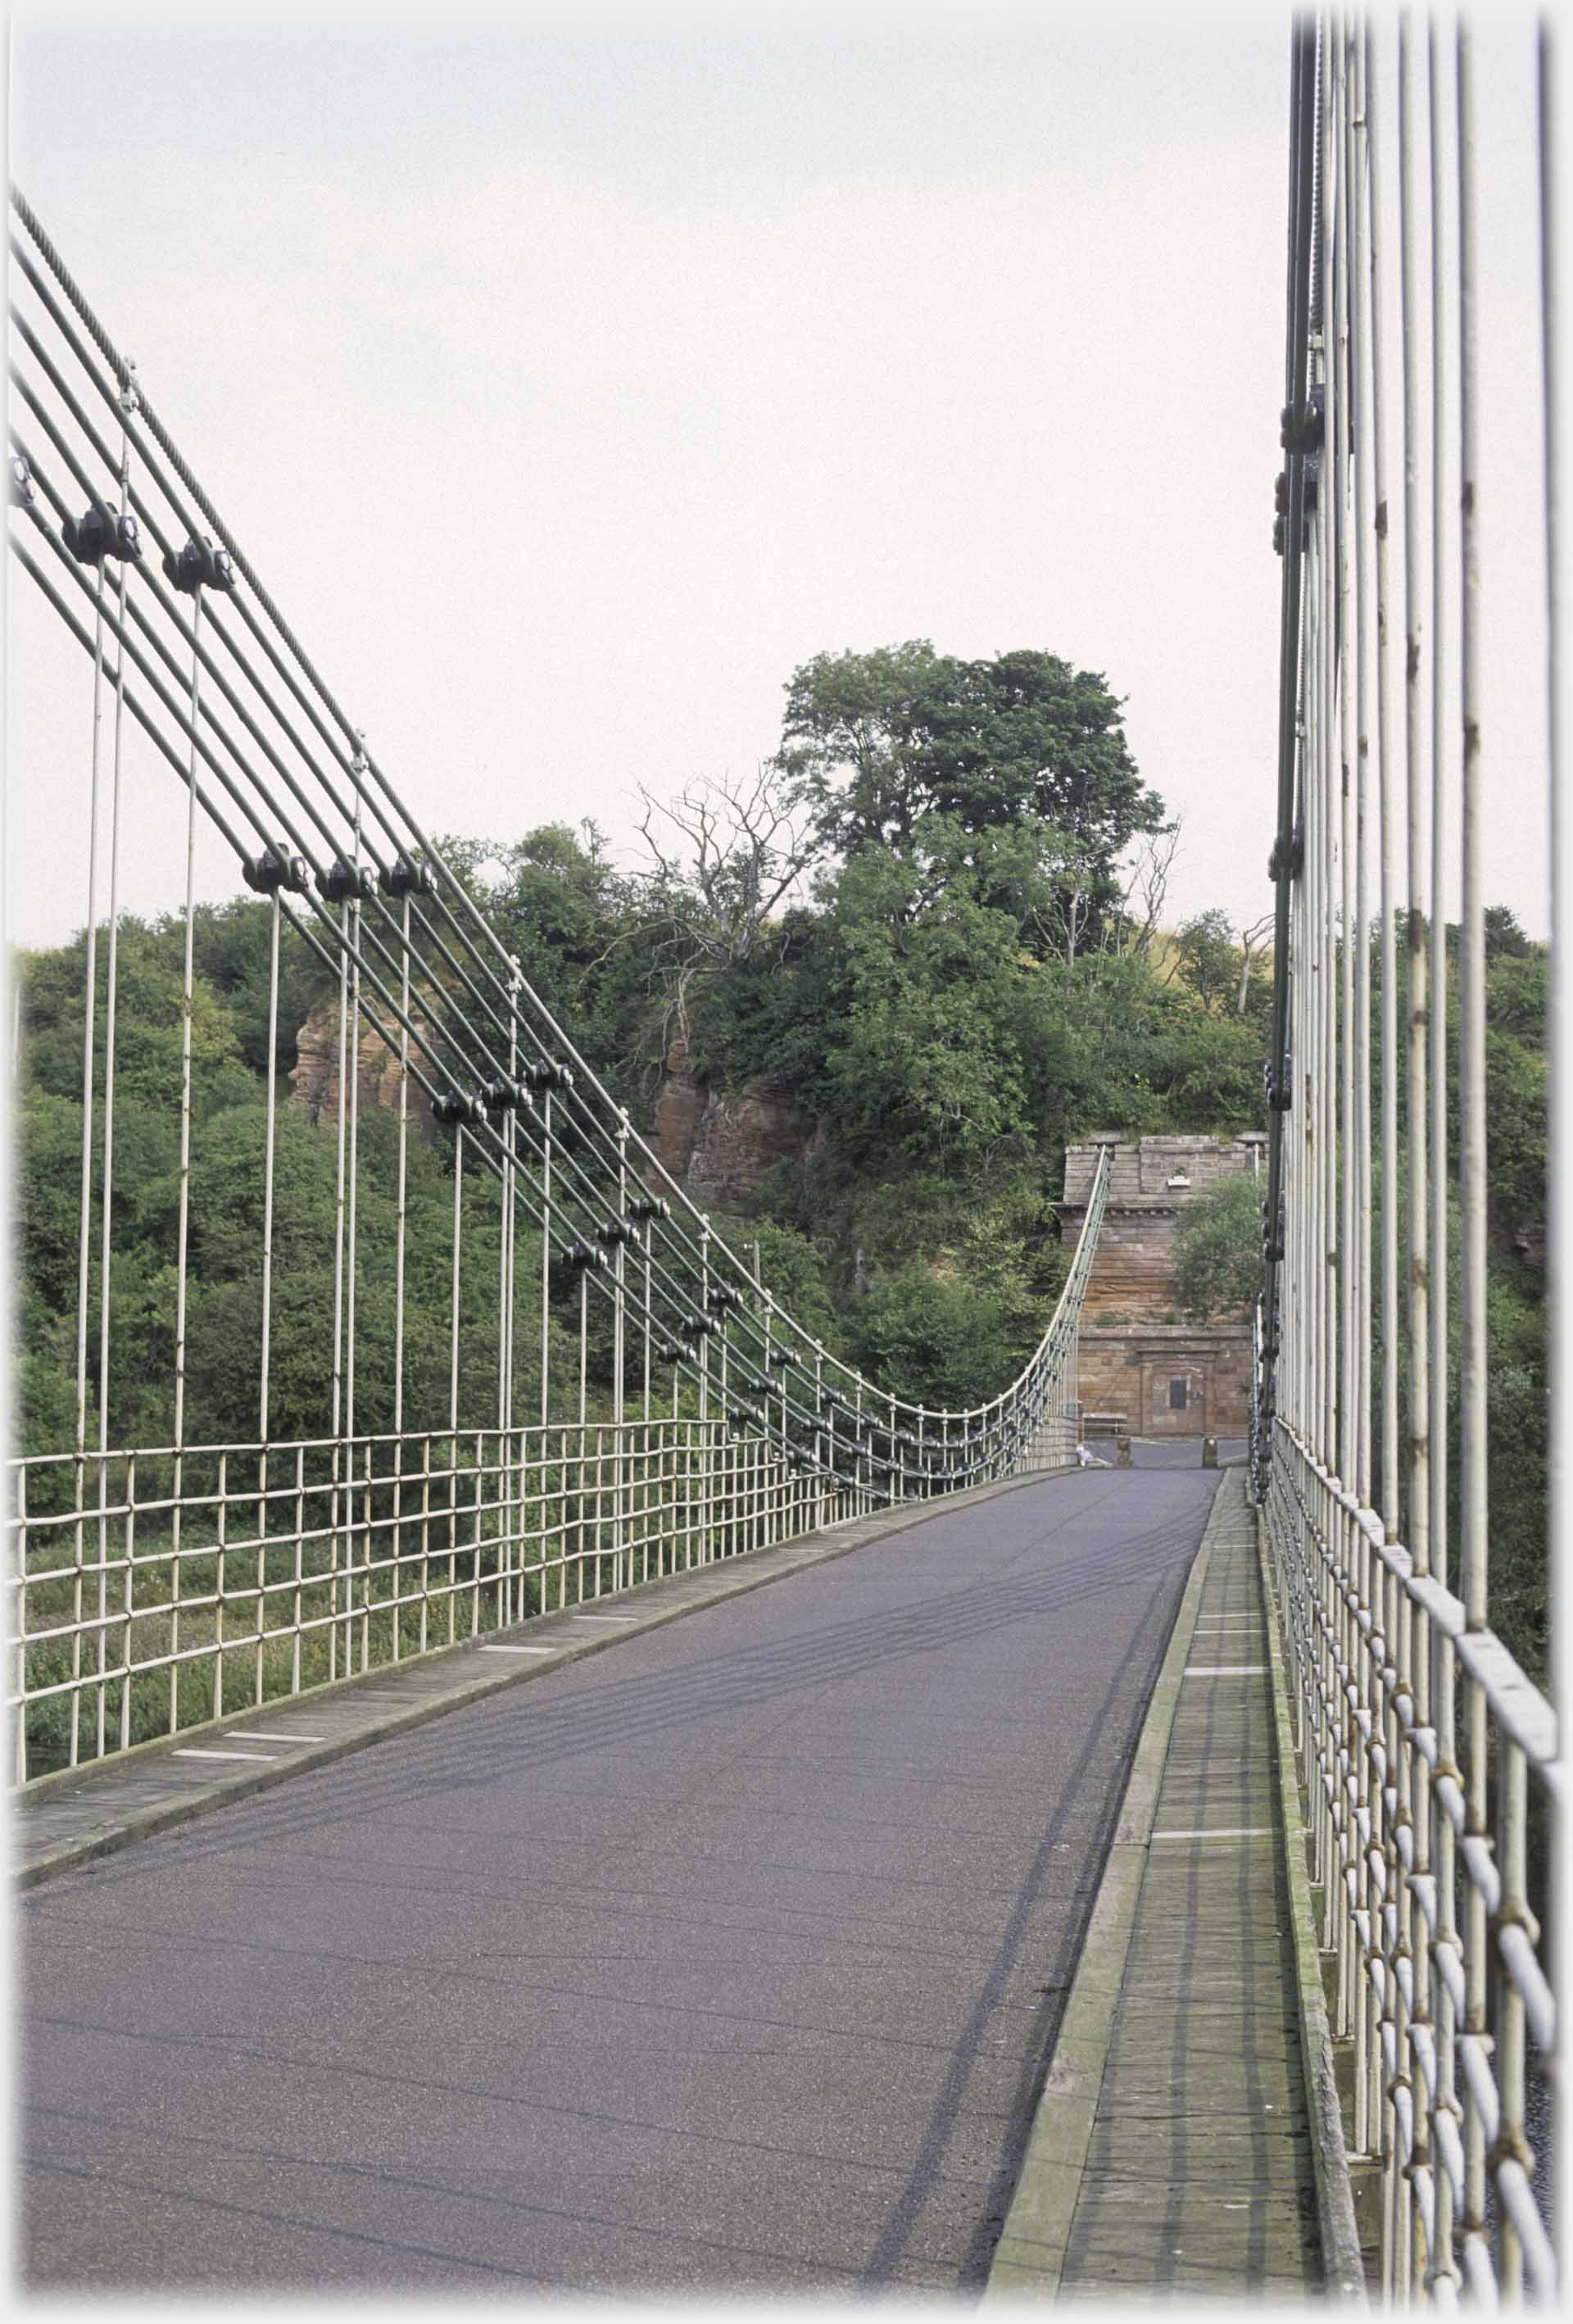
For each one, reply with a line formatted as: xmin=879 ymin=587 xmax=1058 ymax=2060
xmin=1256 ymin=18 xmax=1558 ymax=2304
xmin=9 ymin=1151 xmax=1108 ymax=1786
xmin=5 ymin=185 xmax=1112 ymax=1786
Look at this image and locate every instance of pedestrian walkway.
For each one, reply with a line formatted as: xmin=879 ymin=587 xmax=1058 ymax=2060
xmin=20 ymin=1464 xmax=1219 ymax=2294
xmin=990 ymin=1470 xmax=1339 ymax=2302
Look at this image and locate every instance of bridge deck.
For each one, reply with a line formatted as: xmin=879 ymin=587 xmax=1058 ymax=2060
xmin=21 ymin=1464 xmax=1279 ymax=2295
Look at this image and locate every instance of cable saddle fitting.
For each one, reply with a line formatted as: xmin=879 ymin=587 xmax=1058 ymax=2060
xmin=242 ymin=845 xmax=311 ymax=896
xmin=1279 ymin=385 xmax=1325 ymax=456
xmin=316 ymin=856 xmax=374 ymax=903
xmin=1267 ymin=822 xmax=1305 ymax=883
xmin=432 ymin=1088 xmax=479 ymax=1126
xmin=378 ymin=852 xmax=436 ymax=898
xmin=162 ymin=534 xmax=234 ymax=592
xmin=64 ymin=497 xmax=143 ymax=566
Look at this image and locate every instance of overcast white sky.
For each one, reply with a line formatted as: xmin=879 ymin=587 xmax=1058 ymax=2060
xmin=5 ymin=0 xmax=1557 ymax=951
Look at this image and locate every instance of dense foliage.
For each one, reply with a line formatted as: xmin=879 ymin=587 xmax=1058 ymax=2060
xmin=11 ymin=641 xmax=1547 ymax=1695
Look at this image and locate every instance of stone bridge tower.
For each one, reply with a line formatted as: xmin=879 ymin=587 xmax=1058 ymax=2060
xmin=1061 ymin=1133 xmax=1265 ymax=1439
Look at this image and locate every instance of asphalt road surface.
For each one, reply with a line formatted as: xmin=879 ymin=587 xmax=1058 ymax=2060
xmin=21 ymin=1467 xmax=1217 ymax=2296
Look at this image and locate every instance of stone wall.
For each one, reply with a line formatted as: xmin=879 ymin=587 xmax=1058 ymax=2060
xmin=1065 ymin=1132 xmax=1265 ymax=1438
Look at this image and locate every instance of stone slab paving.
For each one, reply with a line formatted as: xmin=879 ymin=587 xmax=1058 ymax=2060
xmin=18 ymin=1464 xmax=1220 ymax=2295
xmin=1058 ymin=1471 xmax=1323 ymax=2300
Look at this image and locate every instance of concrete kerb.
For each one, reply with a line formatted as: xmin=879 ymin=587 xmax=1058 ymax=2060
xmin=981 ymin=1467 xmax=1224 ymax=2300
xmin=14 ymin=1459 xmax=1083 ymax=1893
xmin=1255 ymin=1502 xmax=1368 ymax=2301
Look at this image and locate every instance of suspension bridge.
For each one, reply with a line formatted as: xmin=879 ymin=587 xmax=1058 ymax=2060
xmin=7 ymin=14 xmax=1562 ymax=2306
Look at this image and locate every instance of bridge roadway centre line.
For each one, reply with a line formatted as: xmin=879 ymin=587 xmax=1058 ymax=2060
xmin=19 ymin=1465 xmax=1218 ymax=2296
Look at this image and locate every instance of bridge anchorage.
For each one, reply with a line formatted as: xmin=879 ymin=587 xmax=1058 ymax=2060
xmin=6 ymin=4 xmax=1562 ymax=2307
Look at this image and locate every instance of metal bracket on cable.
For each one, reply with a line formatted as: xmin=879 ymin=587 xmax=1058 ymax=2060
xmin=378 ymin=851 xmax=435 ymax=897
xmin=9 ymin=452 xmax=36 ymax=506
xmin=316 ymin=855 xmax=374 ymax=902
xmin=432 ymin=1087 xmax=480 ymax=1126
xmin=1280 ymin=384 xmax=1325 ymax=456
xmin=1265 ymin=1054 xmax=1294 ymax=1114
xmin=1267 ymin=819 xmax=1305 ymax=883
xmin=243 ymin=844 xmax=311 ymax=896
xmin=161 ymin=534 xmax=233 ymax=592
xmin=64 ymin=495 xmax=143 ymax=565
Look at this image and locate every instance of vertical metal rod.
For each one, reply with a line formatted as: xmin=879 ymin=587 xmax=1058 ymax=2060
xmin=1398 ymin=20 xmax=1432 ymax=2282
xmin=328 ymin=887 xmax=351 ymax=1682
xmin=1537 ymin=43 xmax=1564 ymax=2285
xmin=255 ymin=887 xmax=282 ymax=1709
xmin=1456 ymin=20 xmax=1491 ymax=2283
xmin=1428 ymin=15 xmax=1451 ymax=1603
xmin=1367 ymin=19 xmax=1401 ymax=1545
xmin=450 ymin=1130 xmax=464 ymax=1434
xmin=169 ymin=588 xmax=202 ymax=1732
xmin=345 ymin=788 xmax=364 ymax=1672
xmin=1351 ymin=18 xmax=1374 ymax=1517
xmin=93 ymin=436 xmax=133 ymax=1759
xmin=70 ymin=558 xmax=107 ymax=1768
xmin=540 ymin=1092 xmax=553 ymax=1428
xmin=1399 ymin=8 xmax=1431 ymax=1588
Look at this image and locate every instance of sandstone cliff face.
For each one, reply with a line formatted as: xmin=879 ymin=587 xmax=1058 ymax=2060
xmin=289 ymin=998 xmax=435 ymax=1132
xmin=646 ymin=1037 xmax=817 ymax=1206
xmin=289 ymin=1009 xmax=817 ymax=1202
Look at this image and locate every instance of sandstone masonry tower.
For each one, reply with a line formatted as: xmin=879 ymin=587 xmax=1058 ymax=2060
xmin=1060 ymin=1133 xmax=1265 ymax=1438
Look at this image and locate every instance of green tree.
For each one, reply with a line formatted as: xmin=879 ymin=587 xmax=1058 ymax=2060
xmin=777 ymin=641 xmax=1166 ymax=933
xmin=1172 ymin=1170 xmax=1262 ymax=1322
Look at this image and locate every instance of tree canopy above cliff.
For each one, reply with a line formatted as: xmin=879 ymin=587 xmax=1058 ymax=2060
xmin=775 ymin=641 xmax=1167 ymax=928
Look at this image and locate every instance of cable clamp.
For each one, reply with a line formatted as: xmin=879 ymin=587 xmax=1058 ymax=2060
xmin=65 ymin=495 xmax=143 ymax=566
xmin=378 ymin=851 xmax=436 ymax=898
xmin=242 ymin=844 xmax=311 ymax=896
xmin=1279 ymin=387 xmax=1325 ymax=456
xmin=9 ymin=452 xmax=36 ymax=506
xmin=316 ymin=855 xmax=374 ymax=904
xmin=162 ymin=534 xmax=233 ymax=592
xmin=432 ymin=1088 xmax=479 ymax=1127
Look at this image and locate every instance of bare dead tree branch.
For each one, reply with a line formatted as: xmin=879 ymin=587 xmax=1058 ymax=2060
xmin=635 ymin=765 xmax=822 ymax=974
xmin=1115 ymin=822 xmax=1183 ymax=957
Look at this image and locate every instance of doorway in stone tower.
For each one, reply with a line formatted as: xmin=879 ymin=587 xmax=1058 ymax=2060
xmin=1142 ymin=1357 xmax=1206 ymax=1436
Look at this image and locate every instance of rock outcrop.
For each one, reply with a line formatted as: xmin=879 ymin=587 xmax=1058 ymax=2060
xmin=646 ymin=1037 xmax=817 ymax=1206
xmin=289 ymin=998 xmax=435 ymax=1132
